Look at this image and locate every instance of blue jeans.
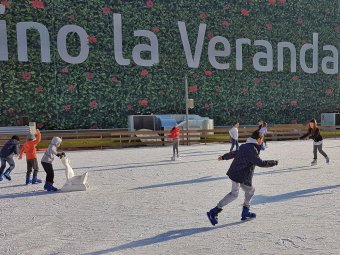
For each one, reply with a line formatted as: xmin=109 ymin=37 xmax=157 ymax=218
xmin=230 ymin=139 xmax=239 ymax=151
xmin=0 ymin=157 xmax=15 ymax=175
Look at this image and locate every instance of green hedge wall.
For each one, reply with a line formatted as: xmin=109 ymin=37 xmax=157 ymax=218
xmin=0 ymin=0 xmax=339 ymax=129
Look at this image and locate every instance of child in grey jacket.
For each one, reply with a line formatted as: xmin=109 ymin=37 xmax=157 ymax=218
xmin=229 ymin=122 xmax=239 ymax=152
xmin=41 ymin=137 xmax=64 ymax=191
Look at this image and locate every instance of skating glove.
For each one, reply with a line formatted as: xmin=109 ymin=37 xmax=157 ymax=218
xmin=56 ymin=152 xmax=66 ymax=158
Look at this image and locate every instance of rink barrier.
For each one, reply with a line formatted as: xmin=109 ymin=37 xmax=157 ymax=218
xmin=1 ymin=125 xmax=339 ymax=150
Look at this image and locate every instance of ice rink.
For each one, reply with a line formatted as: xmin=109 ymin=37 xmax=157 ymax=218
xmin=1 ymin=139 xmax=339 ymax=255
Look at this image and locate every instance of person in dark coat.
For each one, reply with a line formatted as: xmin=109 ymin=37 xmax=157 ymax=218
xmin=0 ymin=135 xmax=20 ymax=181
xmin=207 ymin=130 xmax=278 ymax=225
xmin=300 ymin=118 xmax=329 ymax=166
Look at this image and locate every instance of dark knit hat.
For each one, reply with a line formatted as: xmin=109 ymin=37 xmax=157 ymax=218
xmin=251 ymin=130 xmax=263 ymax=140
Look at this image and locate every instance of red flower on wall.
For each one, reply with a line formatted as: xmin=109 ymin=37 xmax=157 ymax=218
xmin=240 ymin=9 xmax=250 ymax=16
xmin=159 ymin=89 xmax=165 ymax=95
xmin=199 ymin=11 xmax=207 ymax=21
xmin=62 ymin=67 xmax=69 ymax=73
xmin=64 ymin=104 xmax=72 ymax=111
xmin=101 ymin=7 xmax=111 ymax=14
xmin=68 ymin=15 xmax=76 ymax=21
xmin=67 ymin=85 xmax=76 ymax=91
xmin=140 ymin=69 xmax=149 ymax=77
xmin=279 ymin=0 xmax=286 ymax=4
xmin=89 ymin=101 xmax=98 ymax=108
xmin=254 ymin=78 xmax=262 ymax=84
xmin=189 ymin=85 xmax=198 ymax=93
xmin=139 ymin=99 xmax=149 ymax=107
xmin=1 ymin=0 xmax=10 ymax=7
xmin=88 ymin=36 xmax=97 ymax=43
xmin=269 ymin=81 xmax=278 ymax=88
xmin=256 ymin=101 xmax=263 ymax=108
xmin=291 ymin=119 xmax=298 ymax=124
xmin=22 ymin=72 xmax=32 ymax=80
xmin=146 ymin=0 xmax=153 ymax=9
xmin=241 ymin=87 xmax=249 ymax=95
xmin=36 ymin=123 xmax=44 ymax=129
xmin=204 ymin=70 xmax=213 ymax=77
xmin=290 ymin=100 xmax=298 ymax=107
xmin=214 ymin=86 xmax=221 ymax=93
xmin=192 ymin=73 xmax=198 ymax=78
xmin=127 ymin=104 xmax=133 ymax=110
xmin=268 ymin=0 xmax=276 ymax=5
xmin=111 ymin=76 xmax=118 ymax=83
xmin=223 ymin=19 xmax=229 ymax=27
xmin=86 ymin=72 xmax=94 ymax=80
xmin=203 ymin=103 xmax=210 ymax=109
xmin=292 ymin=75 xmax=299 ymax=81
xmin=325 ymin=88 xmax=333 ymax=95
xmin=266 ymin=22 xmax=273 ymax=30
xmin=335 ymin=27 xmax=340 ymax=33
xmin=35 ymin=85 xmax=44 ymax=94
xmin=31 ymin=0 xmax=44 ymax=9
xmin=207 ymin=33 xmax=214 ymax=40
xmin=297 ymin=17 xmax=304 ymax=24
xmin=223 ymin=4 xmax=229 ymax=11
xmin=336 ymin=75 xmax=340 ymax=80
xmin=151 ymin=27 xmax=160 ymax=33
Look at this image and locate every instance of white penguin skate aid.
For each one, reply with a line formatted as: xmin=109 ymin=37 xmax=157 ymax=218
xmin=60 ymin=156 xmax=89 ymax=192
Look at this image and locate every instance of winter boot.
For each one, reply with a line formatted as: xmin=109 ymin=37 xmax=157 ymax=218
xmin=311 ymin=159 xmax=317 ymax=166
xmin=25 ymin=175 xmax=31 ymax=185
xmin=31 ymin=176 xmax=42 ymax=184
xmin=44 ymin=182 xmax=58 ymax=192
xmin=3 ymin=170 xmax=11 ymax=181
xmin=207 ymin=206 xmax=223 ymax=226
xmin=171 ymin=156 xmax=176 ymax=161
xmin=241 ymin=206 xmax=256 ymax=221
xmin=326 ymin=157 xmax=330 ymax=164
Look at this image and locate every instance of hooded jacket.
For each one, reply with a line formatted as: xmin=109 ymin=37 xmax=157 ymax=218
xmin=300 ymin=127 xmax=322 ymax=142
xmin=19 ymin=130 xmax=41 ymax=160
xmin=41 ymin=137 xmax=62 ymax=164
xmin=0 ymin=138 xmax=20 ymax=158
xmin=222 ymin=137 xmax=277 ymax=186
xmin=168 ymin=126 xmax=180 ymax=139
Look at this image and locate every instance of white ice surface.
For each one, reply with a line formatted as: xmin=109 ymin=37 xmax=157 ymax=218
xmin=1 ymin=139 xmax=340 ymax=255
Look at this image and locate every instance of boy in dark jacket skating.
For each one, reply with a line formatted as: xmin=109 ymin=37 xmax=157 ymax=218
xmin=207 ymin=130 xmax=278 ymax=225
xmin=0 ymin=135 xmax=20 ymax=181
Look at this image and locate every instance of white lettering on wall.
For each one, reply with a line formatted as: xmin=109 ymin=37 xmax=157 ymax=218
xmin=300 ymin=33 xmax=318 ymax=74
xmin=16 ymin=22 xmax=51 ymax=63
xmin=0 ymin=20 xmax=8 ymax=61
xmin=208 ymin=36 xmax=231 ymax=70
xmin=321 ymin=45 xmax=338 ymax=74
xmin=113 ymin=13 xmax=130 ymax=66
xmin=253 ymin=40 xmax=273 ymax=72
xmin=178 ymin=21 xmax=206 ymax=68
xmin=57 ymin=25 xmax=89 ymax=64
xmin=236 ymin=38 xmax=251 ymax=70
xmin=277 ymin=42 xmax=297 ymax=72
xmin=132 ymin=30 xmax=159 ymax=66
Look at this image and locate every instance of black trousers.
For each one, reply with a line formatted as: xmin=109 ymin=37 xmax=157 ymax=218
xmin=41 ymin=162 xmax=54 ymax=183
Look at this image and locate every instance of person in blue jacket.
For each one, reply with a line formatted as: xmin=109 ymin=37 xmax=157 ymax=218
xmin=0 ymin=135 xmax=20 ymax=181
xmin=207 ymin=130 xmax=278 ymax=225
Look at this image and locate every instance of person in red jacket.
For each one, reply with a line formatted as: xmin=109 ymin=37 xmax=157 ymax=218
xmin=19 ymin=129 xmax=42 ymax=185
xmin=168 ymin=124 xmax=181 ymax=161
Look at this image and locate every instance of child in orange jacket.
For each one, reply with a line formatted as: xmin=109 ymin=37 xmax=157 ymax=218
xmin=168 ymin=124 xmax=180 ymax=161
xmin=19 ymin=129 xmax=42 ymax=185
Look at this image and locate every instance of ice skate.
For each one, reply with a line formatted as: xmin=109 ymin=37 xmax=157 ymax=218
xmin=311 ymin=159 xmax=317 ymax=166
xmin=326 ymin=157 xmax=330 ymax=164
xmin=3 ymin=170 xmax=11 ymax=181
xmin=25 ymin=175 xmax=31 ymax=185
xmin=241 ymin=206 xmax=256 ymax=221
xmin=44 ymin=182 xmax=58 ymax=192
xmin=31 ymin=176 xmax=42 ymax=184
xmin=171 ymin=156 xmax=175 ymax=161
xmin=207 ymin=206 xmax=222 ymax=226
